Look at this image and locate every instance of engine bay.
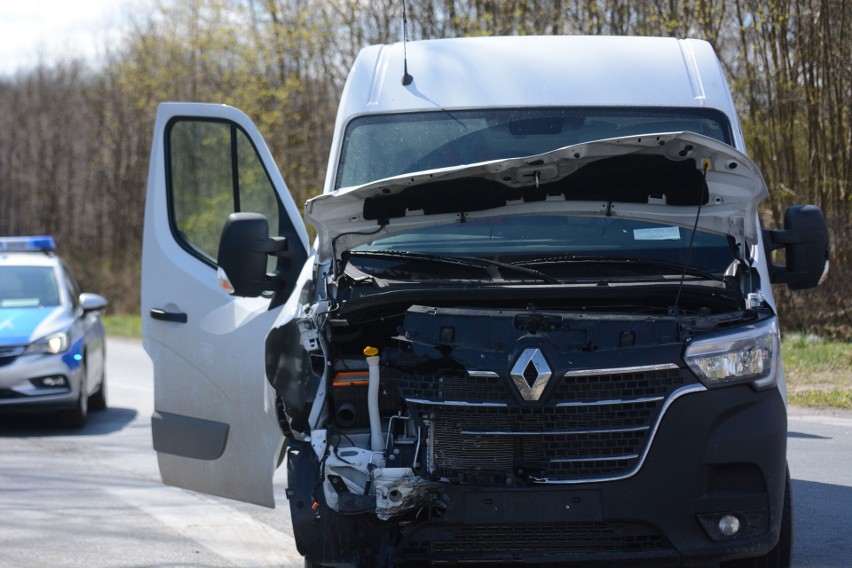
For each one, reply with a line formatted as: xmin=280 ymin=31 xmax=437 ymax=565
xmin=274 ymin=280 xmax=763 ymax=521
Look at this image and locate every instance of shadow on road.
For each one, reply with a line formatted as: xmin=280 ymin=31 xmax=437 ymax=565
xmin=792 ymin=479 xmax=852 ymax=567
xmin=788 ymin=430 xmax=831 ymax=440
xmin=0 ymin=406 xmax=138 ymax=436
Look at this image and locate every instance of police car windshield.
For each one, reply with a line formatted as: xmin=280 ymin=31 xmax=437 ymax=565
xmin=0 ymin=266 xmax=61 ymax=308
xmin=336 ymin=107 xmax=732 ymax=189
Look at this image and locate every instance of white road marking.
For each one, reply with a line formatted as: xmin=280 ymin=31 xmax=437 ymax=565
xmin=108 ymin=486 xmax=303 ymax=568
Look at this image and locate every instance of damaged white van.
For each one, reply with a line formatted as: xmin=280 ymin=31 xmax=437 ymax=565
xmin=142 ymin=36 xmax=828 ymax=567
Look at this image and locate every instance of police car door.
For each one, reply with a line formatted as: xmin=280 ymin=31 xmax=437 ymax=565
xmin=142 ymin=103 xmax=309 ymax=507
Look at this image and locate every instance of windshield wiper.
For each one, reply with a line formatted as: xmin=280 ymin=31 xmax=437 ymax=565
xmin=517 ymin=255 xmax=727 ymax=283
xmin=346 ymin=250 xmax=561 ymax=284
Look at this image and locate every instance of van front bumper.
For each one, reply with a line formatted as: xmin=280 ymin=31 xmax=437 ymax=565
xmin=393 ymin=384 xmax=788 ymax=566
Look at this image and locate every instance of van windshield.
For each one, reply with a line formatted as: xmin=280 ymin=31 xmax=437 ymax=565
xmin=348 ymin=216 xmax=737 ymax=281
xmin=336 ymin=107 xmax=732 ymax=189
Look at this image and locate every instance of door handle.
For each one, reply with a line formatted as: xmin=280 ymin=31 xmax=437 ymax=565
xmin=150 ymin=308 xmax=188 ymax=323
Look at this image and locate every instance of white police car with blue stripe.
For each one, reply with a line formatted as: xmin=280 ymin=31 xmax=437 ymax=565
xmin=0 ymin=236 xmax=108 ymax=428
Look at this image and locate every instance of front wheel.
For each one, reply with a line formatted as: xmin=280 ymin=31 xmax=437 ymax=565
xmin=57 ymin=364 xmax=89 ymax=429
xmin=721 ymin=468 xmax=792 ymax=568
xmin=89 ymin=368 xmax=107 ymax=411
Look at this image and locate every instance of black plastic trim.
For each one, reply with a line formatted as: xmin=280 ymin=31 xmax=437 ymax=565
xmin=151 ymin=410 xmax=229 ymax=460
xmin=150 ymin=308 xmax=188 ymax=323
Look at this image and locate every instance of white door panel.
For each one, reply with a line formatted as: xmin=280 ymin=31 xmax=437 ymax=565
xmin=142 ymin=103 xmax=308 ymax=507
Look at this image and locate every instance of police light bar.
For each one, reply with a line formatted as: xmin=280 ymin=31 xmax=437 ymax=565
xmin=0 ymin=235 xmax=56 ymax=252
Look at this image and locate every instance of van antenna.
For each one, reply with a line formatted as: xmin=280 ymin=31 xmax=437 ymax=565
xmin=401 ymin=0 xmax=413 ymax=85
xmin=669 ymin=158 xmax=710 ymax=317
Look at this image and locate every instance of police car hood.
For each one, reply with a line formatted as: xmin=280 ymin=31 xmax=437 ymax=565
xmin=306 ymin=132 xmax=768 ymax=262
xmin=0 ymin=306 xmax=66 ymax=346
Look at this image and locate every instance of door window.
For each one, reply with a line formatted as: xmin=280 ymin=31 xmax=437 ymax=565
xmin=62 ymin=266 xmax=81 ymax=308
xmin=167 ymin=119 xmax=281 ymax=265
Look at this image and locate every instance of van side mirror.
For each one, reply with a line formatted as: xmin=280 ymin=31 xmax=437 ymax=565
xmin=763 ymin=204 xmax=829 ymax=290
xmin=217 ymin=212 xmax=289 ymax=297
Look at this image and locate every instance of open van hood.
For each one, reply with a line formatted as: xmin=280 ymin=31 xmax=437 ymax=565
xmin=306 ymin=132 xmax=768 ymax=262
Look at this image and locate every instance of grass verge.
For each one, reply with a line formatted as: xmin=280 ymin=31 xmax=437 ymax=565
xmin=788 ymin=389 xmax=852 ymax=409
xmin=102 ymin=314 xmax=142 ymax=338
xmin=783 ymin=333 xmax=852 ymax=409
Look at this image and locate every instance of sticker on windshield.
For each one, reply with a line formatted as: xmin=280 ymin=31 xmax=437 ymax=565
xmin=633 ymin=227 xmax=681 ymax=241
xmin=0 ymin=298 xmax=41 ymax=308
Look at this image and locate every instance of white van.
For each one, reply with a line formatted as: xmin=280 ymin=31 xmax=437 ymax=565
xmin=142 ymin=36 xmax=828 ymax=567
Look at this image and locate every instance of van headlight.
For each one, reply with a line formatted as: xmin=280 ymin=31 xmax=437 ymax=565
xmin=24 ymin=331 xmax=69 ymax=355
xmin=684 ymin=319 xmax=779 ymax=389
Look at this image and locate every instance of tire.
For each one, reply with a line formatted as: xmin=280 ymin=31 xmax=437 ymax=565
xmin=721 ymin=468 xmax=793 ymax=568
xmin=57 ymin=363 xmax=89 ymax=428
xmin=89 ymin=368 xmax=107 ymax=411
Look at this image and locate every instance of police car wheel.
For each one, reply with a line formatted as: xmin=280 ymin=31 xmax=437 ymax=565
xmin=57 ymin=364 xmax=89 ymax=428
xmin=90 ymin=368 xmax=107 ymax=411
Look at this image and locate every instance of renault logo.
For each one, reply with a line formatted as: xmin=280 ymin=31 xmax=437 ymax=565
xmin=510 ymin=348 xmax=552 ymax=401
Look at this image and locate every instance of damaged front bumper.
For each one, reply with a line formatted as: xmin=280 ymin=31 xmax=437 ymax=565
xmin=287 ymin=383 xmax=788 ymax=566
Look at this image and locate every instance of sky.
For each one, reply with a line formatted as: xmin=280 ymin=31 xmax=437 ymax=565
xmin=0 ymin=0 xmax=144 ymax=77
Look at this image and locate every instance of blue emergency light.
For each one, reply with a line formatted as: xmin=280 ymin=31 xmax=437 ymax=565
xmin=0 ymin=235 xmax=56 ymax=252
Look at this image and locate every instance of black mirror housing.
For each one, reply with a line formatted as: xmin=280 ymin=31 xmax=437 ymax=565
xmin=763 ymin=204 xmax=829 ymax=290
xmin=217 ymin=212 xmax=288 ymax=297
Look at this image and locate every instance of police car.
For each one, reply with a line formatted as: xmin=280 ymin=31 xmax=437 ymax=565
xmin=0 ymin=236 xmax=107 ymax=428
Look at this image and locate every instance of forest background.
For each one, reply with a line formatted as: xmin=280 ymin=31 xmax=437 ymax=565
xmin=0 ymin=0 xmax=849 ymax=339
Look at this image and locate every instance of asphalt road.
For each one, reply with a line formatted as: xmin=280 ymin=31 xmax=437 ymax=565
xmin=0 ymin=338 xmax=849 ymax=567
xmin=0 ymin=338 xmax=301 ymax=568
xmin=786 ymin=409 xmax=852 ymax=566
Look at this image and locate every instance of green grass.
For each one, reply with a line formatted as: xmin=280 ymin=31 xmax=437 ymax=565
xmin=782 ymin=333 xmax=852 ymax=409
xmin=788 ymin=388 xmax=852 ymax=409
xmin=102 ymin=314 xmax=142 ymax=338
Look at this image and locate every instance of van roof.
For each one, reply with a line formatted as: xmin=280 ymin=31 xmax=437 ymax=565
xmin=340 ymin=35 xmax=735 ymax=114
xmin=326 ymin=36 xmax=744 ymax=192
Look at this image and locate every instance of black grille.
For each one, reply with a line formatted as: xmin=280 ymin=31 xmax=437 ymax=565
xmin=0 ymin=346 xmax=24 ymax=368
xmin=429 ymin=405 xmax=655 ymax=481
xmin=399 ymin=366 xmax=693 ymax=483
xmin=398 ymin=371 xmax=514 ymax=403
xmin=400 ymin=522 xmax=672 ymax=559
xmin=0 ymin=389 xmax=26 ymax=399
xmin=555 ymin=367 xmax=685 ymax=402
